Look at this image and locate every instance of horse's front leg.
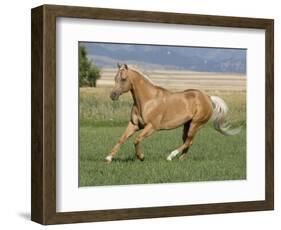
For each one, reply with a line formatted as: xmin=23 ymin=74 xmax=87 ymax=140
xmin=134 ymin=123 xmax=155 ymax=161
xmin=105 ymin=121 xmax=139 ymax=163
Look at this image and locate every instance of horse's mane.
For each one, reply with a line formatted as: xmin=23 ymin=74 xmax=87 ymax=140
xmin=121 ymin=64 xmax=168 ymax=91
xmin=128 ymin=66 xmax=156 ymax=86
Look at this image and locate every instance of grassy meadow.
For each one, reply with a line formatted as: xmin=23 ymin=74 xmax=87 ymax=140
xmin=79 ymin=87 xmax=246 ymax=187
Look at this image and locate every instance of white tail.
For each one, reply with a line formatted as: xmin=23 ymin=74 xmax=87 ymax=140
xmin=210 ymin=96 xmax=241 ymax=136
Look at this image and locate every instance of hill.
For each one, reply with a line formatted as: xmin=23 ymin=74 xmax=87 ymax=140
xmin=82 ymin=42 xmax=246 ymax=74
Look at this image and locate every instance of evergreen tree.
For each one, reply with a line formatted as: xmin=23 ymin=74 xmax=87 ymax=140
xmin=79 ymin=44 xmax=100 ymax=87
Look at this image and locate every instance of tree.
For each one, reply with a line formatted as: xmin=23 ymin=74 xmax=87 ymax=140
xmin=79 ymin=44 xmax=101 ymax=87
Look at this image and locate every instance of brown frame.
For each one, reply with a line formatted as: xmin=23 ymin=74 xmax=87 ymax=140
xmin=31 ymin=4 xmax=274 ymax=225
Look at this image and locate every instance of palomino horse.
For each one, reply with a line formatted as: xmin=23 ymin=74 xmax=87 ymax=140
xmin=105 ymin=64 xmax=240 ymax=163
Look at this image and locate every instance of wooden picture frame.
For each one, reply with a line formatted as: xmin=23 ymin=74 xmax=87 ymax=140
xmin=31 ymin=4 xmax=274 ymax=225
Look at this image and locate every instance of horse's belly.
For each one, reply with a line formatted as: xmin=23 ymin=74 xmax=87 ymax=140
xmin=143 ymin=97 xmax=194 ymax=130
xmin=160 ymin=108 xmax=191 ymax=129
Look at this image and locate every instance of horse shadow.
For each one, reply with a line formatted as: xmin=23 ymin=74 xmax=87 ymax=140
xmin=112 ymin=156 xmax=136 ymax=163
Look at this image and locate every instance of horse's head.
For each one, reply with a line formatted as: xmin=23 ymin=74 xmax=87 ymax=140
xmin=110 ymin=63 xmax=132 ymax=100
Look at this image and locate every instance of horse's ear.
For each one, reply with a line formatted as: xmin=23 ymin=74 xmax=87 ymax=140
xmin=121 ymin=64 xmax=128 ymax=80
xmin=117 ymin=63 xmax=121 ymax=69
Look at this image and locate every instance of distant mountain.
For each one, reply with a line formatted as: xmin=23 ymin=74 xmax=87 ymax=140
xmin=81 ymin=42 xmax=246 ymax=74
xmin=88 ymin=55 xmax=181 ymax=70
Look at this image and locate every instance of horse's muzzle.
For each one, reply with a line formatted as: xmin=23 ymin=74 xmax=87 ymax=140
xmin=110 ymin=91 xmax=121 ymax=101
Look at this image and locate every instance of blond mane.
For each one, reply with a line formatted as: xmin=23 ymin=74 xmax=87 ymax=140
xmin=128 ymin=66 xmax=156 ymax=86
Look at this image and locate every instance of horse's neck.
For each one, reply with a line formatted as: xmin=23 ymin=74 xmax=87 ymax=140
xmin=129 ymin=71 xmax=161 ymax=112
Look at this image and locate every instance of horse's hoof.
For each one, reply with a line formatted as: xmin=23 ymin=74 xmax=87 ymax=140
xmin=105 ymin=155 xmax=113 ymax=163
xmin=166 ymin=156 xmax=172 ymax=161
xmin=137 ymin=154 xmax=145 ymax=161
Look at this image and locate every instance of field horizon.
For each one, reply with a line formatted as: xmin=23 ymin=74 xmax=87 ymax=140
xmin=96 ymin=68 xmax=246 ymax=91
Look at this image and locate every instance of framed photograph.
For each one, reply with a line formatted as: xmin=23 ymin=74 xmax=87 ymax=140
xmin=31 ymin=4 xmax=274 ymax=225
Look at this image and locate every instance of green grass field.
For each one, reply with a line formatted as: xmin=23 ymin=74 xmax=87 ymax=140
xmin=79 ymin=87 xmax=246 ymax=187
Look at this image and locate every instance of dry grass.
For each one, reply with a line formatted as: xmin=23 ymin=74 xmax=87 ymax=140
xmin=80 ymin=87 xmax=246 ymax=126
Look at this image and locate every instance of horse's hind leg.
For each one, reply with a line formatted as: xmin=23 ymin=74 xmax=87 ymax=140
xmin=179 ymin=121 xmax=191 ymax=160
xmin=167 ymin=121 xmax=202 ymax=161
